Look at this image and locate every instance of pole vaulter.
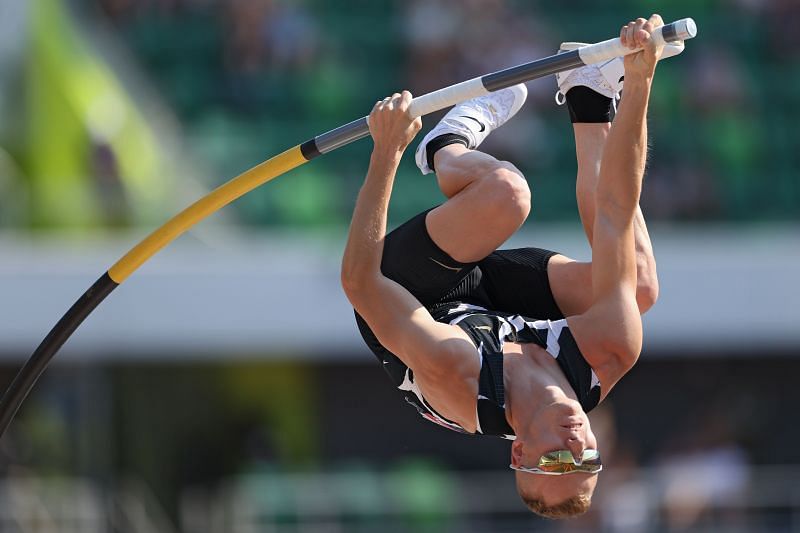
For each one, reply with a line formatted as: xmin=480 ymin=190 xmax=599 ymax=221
xmin=0 ymin=18 xmax=697 ymax=439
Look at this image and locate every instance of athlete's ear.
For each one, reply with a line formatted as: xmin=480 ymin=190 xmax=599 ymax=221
xmin=510 ymin=440 xmax=524 ymax=467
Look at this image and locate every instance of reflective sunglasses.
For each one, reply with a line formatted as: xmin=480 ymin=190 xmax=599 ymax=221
xmin=510 ymin=449 xmax=603 ymax=475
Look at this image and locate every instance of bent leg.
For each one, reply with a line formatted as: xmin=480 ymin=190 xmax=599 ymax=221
xmin=425 ymin=144 xmax=531 ymax=263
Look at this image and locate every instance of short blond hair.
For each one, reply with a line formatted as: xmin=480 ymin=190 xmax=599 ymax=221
xmin=522 ymin=493 xmax=591 ymax=519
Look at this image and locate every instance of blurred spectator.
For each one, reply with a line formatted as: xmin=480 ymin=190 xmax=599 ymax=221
xmin=642 ymin=164 xmax=722 ymax=220
xmin=764 ymin=0 xmax=800 ymax=61
xmin=222 ymin=0 xmax=319 ymax=113
xmin=658 ymin=445 xmax=750 ymax=529
xmin=683 ymin=44 xmax=762 ymax=219
xmin=688 ymin=45 xmax=748 ymax=114
xmin=601 ymin=444 xmax=656 ymax=532
xmin=402 ymin=0 xmax=462 ymax=93
xmin=224 ymin=0 xmax=272 ymax=75
xmin=655 ymin=409 xmax=750 ymax=530
xmin=7 ymin=1 xmax=800 ymax=226
xmin=263 ymin=1 xmax=318 ymax=71
xmin=90 ymin=141 xmax=131 ymax=226
xmin=224 ymin=0 xmax=319 ymax=75
xmin=402 ymin=0 xmax=552 ymax=98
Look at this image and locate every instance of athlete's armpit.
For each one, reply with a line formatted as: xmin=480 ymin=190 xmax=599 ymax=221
xmin=344 ymin=273 xmax=481 ymax=424
xmin=345 ymin=275 xmax=474 ymax=372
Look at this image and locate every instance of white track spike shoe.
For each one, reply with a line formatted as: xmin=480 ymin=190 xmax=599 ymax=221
xmin=554 ymin=40 xmax=685 ymax=105
xmin=415 ymin=83 xmax=528 ymax=175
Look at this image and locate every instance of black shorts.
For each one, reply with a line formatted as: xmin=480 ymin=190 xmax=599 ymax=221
xmin=379 ymin=208 xmax=565 ymax=319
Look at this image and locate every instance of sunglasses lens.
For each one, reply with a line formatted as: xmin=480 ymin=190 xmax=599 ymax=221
xmin=539 ymin=450 xmax=572 ymax=464
xmin=537 ymin=450 xmax=602 ymax=473
xmin=538 ymin=463 xmax=601 ymax=474
xmin=511 ymin=450 xmax=603 ymax=475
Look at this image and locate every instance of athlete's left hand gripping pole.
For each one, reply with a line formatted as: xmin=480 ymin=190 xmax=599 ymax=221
xmin=0 ymin=18 xmax=696 ymax=439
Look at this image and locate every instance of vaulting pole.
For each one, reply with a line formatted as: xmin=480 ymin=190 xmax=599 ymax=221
xmin=0 ymin=18 xmax=697 ymax=438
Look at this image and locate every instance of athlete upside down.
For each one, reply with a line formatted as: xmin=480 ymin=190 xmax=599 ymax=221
xmin=341 ymin=15 xmax=669 ymax=519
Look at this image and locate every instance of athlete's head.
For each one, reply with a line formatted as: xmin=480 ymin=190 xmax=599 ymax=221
xmin=510 ymin=398 xmax=599 ymax=519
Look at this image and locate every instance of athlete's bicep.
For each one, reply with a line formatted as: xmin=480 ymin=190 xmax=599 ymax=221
xmin=348 ymin=275 xmax=477 ymax=377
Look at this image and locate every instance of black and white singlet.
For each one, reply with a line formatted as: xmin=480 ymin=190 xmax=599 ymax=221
xmin=356 ymin=302 xmax=602 ymax=440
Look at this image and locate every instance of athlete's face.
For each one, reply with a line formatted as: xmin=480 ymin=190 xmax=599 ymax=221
xmin=511 ymin=398 xmax=599 ymax=506
xmin=514 ymin=397 xmax=597 ymax=462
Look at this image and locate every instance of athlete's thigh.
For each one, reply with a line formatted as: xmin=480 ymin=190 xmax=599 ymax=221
xmin=547 ymin=254 xmax=594 ymax=317
xmin=382 ymin=208 xmax=478 ymax=306
xmin=425 ymin=163 xmax=530 ymax=264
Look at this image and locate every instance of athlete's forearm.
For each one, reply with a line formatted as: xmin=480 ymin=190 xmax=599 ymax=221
xmin=596 ymin=75 xmax=652 ymax=221
xmin=342 ymin=91 xmax=421 ymax=293
xmin=341 ymin=150 xmax=402 ymax=290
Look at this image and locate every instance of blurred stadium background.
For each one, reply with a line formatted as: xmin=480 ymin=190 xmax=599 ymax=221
xmin=0 ymin=0 xmax=798 ymax=531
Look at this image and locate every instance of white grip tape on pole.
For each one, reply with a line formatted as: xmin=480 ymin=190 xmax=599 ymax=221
xmin=407 ymin=77 xmax=488 ymax=119
xmin=578 ymin=19 xmax=694 ymax=66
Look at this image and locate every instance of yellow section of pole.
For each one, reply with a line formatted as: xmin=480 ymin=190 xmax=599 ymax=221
xmin=108 ymin=145 xmax=308 ymax=283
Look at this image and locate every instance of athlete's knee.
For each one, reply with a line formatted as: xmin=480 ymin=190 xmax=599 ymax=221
xmin=481 ymin=163 xmax=531 ymax=225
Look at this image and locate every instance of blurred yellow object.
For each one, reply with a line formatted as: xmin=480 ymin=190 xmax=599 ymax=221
xmin=27 ymin=0 xmax=170 ymax=228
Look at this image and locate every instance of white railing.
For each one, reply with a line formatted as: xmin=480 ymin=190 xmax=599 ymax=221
xmin=6 ymin=467 xmax=800 ymax=532
xmin=0 ymin=476 xmax=176 ymax=533
xmin=181 ymin=465 xmax=800 ymax=533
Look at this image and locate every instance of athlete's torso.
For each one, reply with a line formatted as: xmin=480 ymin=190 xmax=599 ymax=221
xmin=356 ymin=301 xmax=602 ymax=439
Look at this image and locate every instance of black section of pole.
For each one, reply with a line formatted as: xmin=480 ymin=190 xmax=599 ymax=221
xmin=0 ymin=273 xmax=118 ymax=439
xmin=482 ymin=50 xmax=584 ymax=92
xmin=660 ymin=20 xmax=693 ymax=42
xmin=300 ymin=139 xmax=321 ymax=161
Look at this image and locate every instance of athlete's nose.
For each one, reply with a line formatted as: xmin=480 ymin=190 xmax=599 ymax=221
xmin=566 ymin=436 xmax=586 ymax=464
